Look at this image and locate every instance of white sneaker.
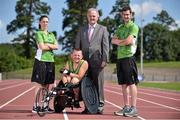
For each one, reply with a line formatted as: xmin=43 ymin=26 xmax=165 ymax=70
xmin=124 ymin=106 xmax=138 ymax=117
xmin=32 ymin=106 xmax=37 ymax=113
xmin=114 ymin=105 xmax=130 ymax=116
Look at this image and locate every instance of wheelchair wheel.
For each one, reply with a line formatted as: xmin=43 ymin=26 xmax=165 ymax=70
xmin=35 ymin=87 xmax=48 ymax=117
xmin=53 ymin=94 xmax=67 ymax=113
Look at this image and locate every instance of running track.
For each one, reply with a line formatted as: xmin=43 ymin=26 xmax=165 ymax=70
xmin=0 ymin=80 xmax=180 ymax=120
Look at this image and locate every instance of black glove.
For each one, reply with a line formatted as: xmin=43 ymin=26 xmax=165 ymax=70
xmin=60 ymin=68 xmax=70 ymax=75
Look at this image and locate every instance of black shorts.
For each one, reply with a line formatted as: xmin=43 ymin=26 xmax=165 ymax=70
xmin=31 ymin=59 xmax=55 ymax=85
xmin=116 ymin=56 xmax=139 ymax=85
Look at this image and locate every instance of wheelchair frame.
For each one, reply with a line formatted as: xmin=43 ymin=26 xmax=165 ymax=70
xmin=35 ymin=76 xmax=99 ymax=116
xmin=35 ymin=82 xmax=78 ymax=116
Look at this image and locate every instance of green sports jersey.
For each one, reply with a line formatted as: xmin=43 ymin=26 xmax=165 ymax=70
xmin=114 ymin=21 xmax=139 ymax=59
xmin=68 ymin=60 xmax=84 ymax=74
xmin=35 ymin=30 xmax=57 ymax=62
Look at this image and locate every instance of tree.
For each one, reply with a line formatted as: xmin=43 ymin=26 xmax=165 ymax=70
xmin=0 ymin=44 xmax=32 ymax=72
xmin=7 ymin=0 xmax=51 ymax=58
xmin=59 ymin=0 xmax=98 ymax=52
xmin=143 ymin=10 xmax=180 ymax=61
xmin=153 ymin=10 xmax=177 ymax=29
xmin=171 ymin=28 xmax=180 ymax=60
xmin=143 ymin=23 xmax=168 ymax=61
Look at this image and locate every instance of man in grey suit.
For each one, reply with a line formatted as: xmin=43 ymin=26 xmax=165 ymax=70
xmin=75 ymin=8 xmax=109 ymax=114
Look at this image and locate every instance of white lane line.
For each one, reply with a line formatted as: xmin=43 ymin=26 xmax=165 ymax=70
xmin=138 ymin=97 xmax=180 ymax=111
xmin=0 ymin=86 xmax=35 ymax=109
xmin=139 ymin=88 xmax=180 ymax=96
xmin=0 ymin=82 xmax=29 ymax=91
xmin=105 ymin=89 xmax=180 ymax=112
xmin=105 ymin=100 xmax=146 ymax=120
xmin=138 ymin=91 xmax=180 ymax=101
xmin=63 ymin=109 xmax=69 ymax=120
xmin=105 ymin=86 xmax=180 ymax=101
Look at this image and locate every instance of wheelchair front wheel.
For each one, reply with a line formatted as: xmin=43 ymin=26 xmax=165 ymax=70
xmin=35 ymin=87 xmax=48 ymax=117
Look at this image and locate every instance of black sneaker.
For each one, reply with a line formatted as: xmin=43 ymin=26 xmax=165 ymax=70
xmin=32 ymin=106 xmax=46 ymax=113
xmin=97 ymin=110 xmax=103 ymax=114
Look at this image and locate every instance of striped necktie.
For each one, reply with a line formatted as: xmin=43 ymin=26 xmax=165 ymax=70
xmin=88 ymin=26 xmax=94 ymax=42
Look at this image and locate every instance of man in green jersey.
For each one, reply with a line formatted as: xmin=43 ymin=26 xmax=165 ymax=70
xmin=112 ymin=6 xmax=139 ymax=117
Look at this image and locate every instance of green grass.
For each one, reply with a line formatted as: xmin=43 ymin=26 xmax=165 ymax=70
xmin=139 ymin=81 xmax=180 ymax=91
xmin=108 ymin=61 xmax=180 ymax=69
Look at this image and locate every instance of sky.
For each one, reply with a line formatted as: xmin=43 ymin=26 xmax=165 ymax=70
xmin=0 ymin=0 xmax=180 ymax=54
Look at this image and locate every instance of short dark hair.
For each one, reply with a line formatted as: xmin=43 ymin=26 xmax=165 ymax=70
xmin=121 ymin=6 xmax=132 ymax=13
xmin=72 ymin=48 xmax=82 ymax=53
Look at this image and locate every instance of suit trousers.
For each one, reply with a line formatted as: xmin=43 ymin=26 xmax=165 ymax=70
xmin=88 ymin=66 xmax=104 ymax=111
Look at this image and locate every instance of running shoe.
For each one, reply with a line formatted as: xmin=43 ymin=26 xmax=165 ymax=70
xmin=32 ymin=106 xmax=37 ymax=113
xmin=124 ymin=106 xmax=138 ymax=117
xmin=114 ymin=105 xmax=130 ymax=116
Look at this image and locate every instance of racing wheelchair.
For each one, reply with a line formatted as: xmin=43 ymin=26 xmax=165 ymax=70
xmin=35 ymin=72 xmax=99 ymax=116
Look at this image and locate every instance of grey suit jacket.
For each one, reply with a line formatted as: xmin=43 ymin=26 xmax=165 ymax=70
xmin=75 ymin=24 xmax=109 ymax=68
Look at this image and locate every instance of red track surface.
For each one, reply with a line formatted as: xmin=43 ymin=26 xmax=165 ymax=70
xmin=0 ymin=80 xmax=180 ymax=120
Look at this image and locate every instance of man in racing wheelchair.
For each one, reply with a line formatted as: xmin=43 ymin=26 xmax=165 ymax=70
xmin=60 ymin=48 xmax=88 ymax=107
xmin=55 ymin=49 xmax=99 ymax=114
